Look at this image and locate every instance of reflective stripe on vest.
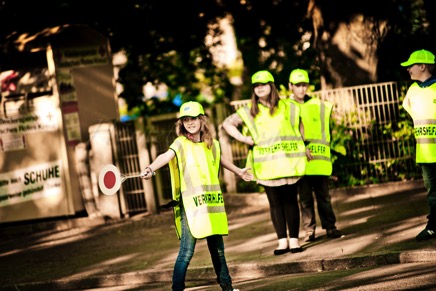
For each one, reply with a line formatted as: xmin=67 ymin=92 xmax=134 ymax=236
xmin=169 ymin=136 xmax=228 ymax=239
xmin=237 ymin=99 xmax=306 ymax=179
xmin=299 ymin=98 xmax=333 ymax=175
xmin=403 ymin=83 xmax=436 ymax=163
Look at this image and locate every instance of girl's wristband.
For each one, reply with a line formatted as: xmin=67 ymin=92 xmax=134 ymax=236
xmin=145 ymin=166 xmax=156 ymax=176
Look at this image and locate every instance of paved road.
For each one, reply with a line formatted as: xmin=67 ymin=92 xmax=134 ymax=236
xmin=1 ymin=180 xmax=436 ymax=291
xmin=84 ymin=262 xmax=436 ymax=290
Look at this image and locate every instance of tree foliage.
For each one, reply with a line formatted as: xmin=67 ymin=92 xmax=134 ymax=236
xmin=1 ymin=0 xmax=435 ymax=114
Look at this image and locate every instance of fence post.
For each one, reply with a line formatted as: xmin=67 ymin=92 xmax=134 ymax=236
xmin=136 ymin=117 xmax=159 ymax=214
xmin=215 ymin=103 xmax=237 ymax=193
xmin=88 ymin=122 xmax=123 ymax=218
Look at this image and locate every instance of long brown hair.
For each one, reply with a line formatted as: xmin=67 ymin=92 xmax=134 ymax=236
xmin=175 ymin=115 xmax=213 ymax=149
xmin=250 ymin=82 xmax=281 ymax=117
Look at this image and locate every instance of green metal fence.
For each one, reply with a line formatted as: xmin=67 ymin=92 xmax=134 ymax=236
xmin=116 ymin=81 xmax=422 ymax=215
xmin=228 ymin=81 xmax=421 ymax=189
xmin=141 ymin=81 xmax=421 ymax=198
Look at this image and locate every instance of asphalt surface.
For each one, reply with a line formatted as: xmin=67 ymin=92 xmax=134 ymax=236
xmin=1 ymin=180 xmax=436 ymax=290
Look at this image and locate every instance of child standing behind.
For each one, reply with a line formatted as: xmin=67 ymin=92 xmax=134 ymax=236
xmin=141 ymin=101 xmax=252 ymax=291
xmin=288 ymin=68 xmax=342 ymax=242
xmin=400 ymin=49 xmax=436 ymax=241
xmin=222 ymin=70 xmax=307 ymax=255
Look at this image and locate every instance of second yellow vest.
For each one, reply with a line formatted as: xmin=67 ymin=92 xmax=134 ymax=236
xmin=237 ymin=99 xmax=306 ymax=180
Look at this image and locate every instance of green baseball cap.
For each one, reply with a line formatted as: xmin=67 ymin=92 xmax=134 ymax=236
xmin=179 ymin=101 xmax=204 ymax=118
xmin=289 ymin=69 xmax=309 ymax=84
xmin=400 ymin=49 xmax=435 ymax=67
xmin=251 ymin=70 xmax=274 ymax=84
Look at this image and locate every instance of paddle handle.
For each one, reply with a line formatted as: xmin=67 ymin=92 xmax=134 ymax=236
xmin=120 ymin=172 xmax=155 ymax=183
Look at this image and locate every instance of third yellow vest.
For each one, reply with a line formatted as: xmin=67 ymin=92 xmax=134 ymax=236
xmin=298 ymin=97 xmax=333 ymax=176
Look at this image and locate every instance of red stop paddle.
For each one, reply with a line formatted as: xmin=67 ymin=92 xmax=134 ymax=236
xmin=98 ymin=164 xmax=144 ymax=195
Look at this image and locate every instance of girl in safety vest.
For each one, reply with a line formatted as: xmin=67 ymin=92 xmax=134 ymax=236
xmin=401 ymin=49 xmax=436 ymax=241
xmin=222 ymin=70 xmax=308 ymax=255
xmin=141 ymin=101 xmax=252 ymax=291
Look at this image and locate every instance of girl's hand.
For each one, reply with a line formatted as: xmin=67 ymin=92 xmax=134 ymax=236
xmin=243 ymin=136 xmax=254 ymax=146
xmin=140 ymin=171 xmax=151 ymax=180
xmin=306 ymin=147 xmax=314 ymax=161
xmin=140 ymin=167 xmax=155 ymax=180
xmin=239 ymin=167 xmax=254 ymax=181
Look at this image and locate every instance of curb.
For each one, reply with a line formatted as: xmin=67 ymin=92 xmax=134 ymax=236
xmin=11 ymin=250 xmax=436 ymax=290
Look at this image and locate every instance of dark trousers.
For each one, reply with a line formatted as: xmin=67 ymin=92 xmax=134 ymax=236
xmin=297 ymin=175 xmax=337 ymax=233
xmin=264 ymin=184 xmax=300 ymax=239
xmin=420 ymin=163 xmax=436 ymax=231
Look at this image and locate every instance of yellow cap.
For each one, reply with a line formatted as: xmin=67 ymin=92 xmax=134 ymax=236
xmin=289 ymin=69 xmax=309 ymax=84
xmin=251 ymin=70 xmax=274 ymax=84
xmin=401 ymin=49 xmax=435 ymax=67
xmin=179 ymin=101 xmax=204 ymax=118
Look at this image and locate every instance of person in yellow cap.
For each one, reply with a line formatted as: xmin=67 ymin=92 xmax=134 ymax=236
xmin=400 ymin=49 xmax=436 ymax=241
xmin=222 ymin=70 xmax=307 ymax=255
xmin=141 ymin=101 xmax=252 ymax=291
xmin=288 ymin=68 xmax=343 ymax=242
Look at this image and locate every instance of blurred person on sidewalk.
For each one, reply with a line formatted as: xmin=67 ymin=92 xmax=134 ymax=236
xmin=401 ymin=49 xmax=436 ymax=241
xmin=288 ymin=69 xmax=343 ymax=242
xmin=222 ymin=70 xmax=307 ymax=255
xmin=141 ymin=101 xmax=252 ymax=291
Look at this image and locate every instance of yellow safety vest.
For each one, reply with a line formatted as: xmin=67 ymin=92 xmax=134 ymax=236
xmin=169 ymin=136 xmax=228 ymax=239
xmin=297 ymin=98 xmax=333 ymax=176
xmin=237 ymin=99 xmax=306 ymax=180
xmin=403 ymin=82 xmax=436 ymax=163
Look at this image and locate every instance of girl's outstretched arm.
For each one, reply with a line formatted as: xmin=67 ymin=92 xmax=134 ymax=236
xmin=220 ymin=157 xmax=253 ymax=182
xmin=141 ymin=149 xmax=176 ymax=179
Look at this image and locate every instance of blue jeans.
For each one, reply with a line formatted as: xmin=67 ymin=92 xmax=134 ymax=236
xmin=172 ymin=207 xmax=233 ymax=291
xmin=420 ymin=163 xmax=436 ymax=231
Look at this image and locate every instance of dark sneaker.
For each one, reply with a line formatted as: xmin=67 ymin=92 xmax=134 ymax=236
xmin=290 ymin=246 xmax=303 ymax=253
xmin=416 ymin=229 xmax=436 ymax=241
xmin=273 ymin=248 xmax=289 ymax=255
xmin=327 ymin=229 xmax=342 ymax=238
xmin=221 ymin=285 xmax=240 ymax=291
xmin=305 ymin=231 xmax=315 ymax=242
